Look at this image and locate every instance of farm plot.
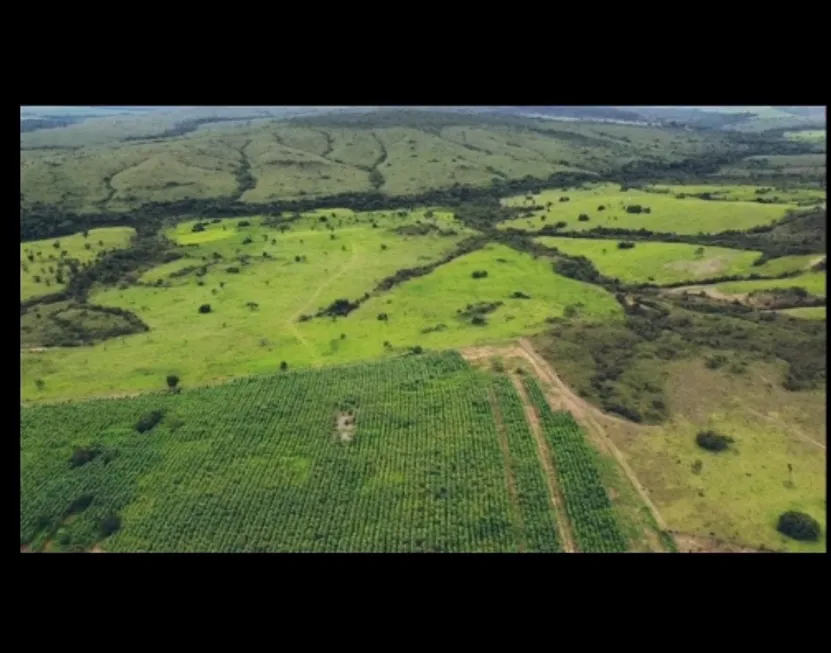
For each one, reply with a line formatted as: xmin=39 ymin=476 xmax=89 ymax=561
xmin=21 ymin=352 xmax=566 ymax=553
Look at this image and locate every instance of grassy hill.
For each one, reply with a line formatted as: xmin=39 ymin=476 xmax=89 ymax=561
xmin=21 ymin=111 xmax=742 ymax=215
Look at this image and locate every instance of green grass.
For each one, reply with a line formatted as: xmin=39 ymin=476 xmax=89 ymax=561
xmin=784 ymin=130 xmax=826 ymax=144
xmin=614 ymin=359 xmax=826 ymax=552
xmin=536 ymin=237 xmax=793 ymax=285
xmin=779 ymin=306 xmax=826 ymax=319
xmin=21 ymin=114 xmax=737 ymax=214
xmin=20 ymin=227 xmax=135 ymax=300
xmin=21 ymin=352 xmax=548 ymax=552
xmin=716 ymin=272 xmax=826 ymax=297
xmin=645 ymin=183 xmax=825 ymax=205
xmin=21 ymin=233 xmax=621 ymax=403
xmin=499 ymin=183 xmax=797 ymax=235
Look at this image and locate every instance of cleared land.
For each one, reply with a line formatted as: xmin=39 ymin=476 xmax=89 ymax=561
xmin=20 ymin=351 xmax=629 ymax=553
xmin=20 ymin=227 xmax=135 ymax=301
xmin=645 ymin=183 xmax=825 ymax=205
xmin=716 ymin=272 xmax=826 ymax=298
xmin=499 ymin=183 xmax=798 ymax=234
xmin=20 ymin=213 xmax=622 ymax=402
xmin=535 ymin=236 xmax=816 ymax=285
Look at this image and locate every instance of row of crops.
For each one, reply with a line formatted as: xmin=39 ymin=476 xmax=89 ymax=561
xmin=491 ymin=376 xmax=561 ymax=552
xmin=22 ymin=352 xmax=534 ymax=553
xmin=522 ymin=377 xmax=628 ymax=553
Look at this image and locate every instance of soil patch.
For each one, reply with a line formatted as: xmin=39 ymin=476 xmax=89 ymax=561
xmin=336 ymin=411 xmax=356 ymax=442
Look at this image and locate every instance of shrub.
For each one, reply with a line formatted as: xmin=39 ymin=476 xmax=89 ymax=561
xmin=280 ymin=361 xmax=288 ymax=371
xmin=198 ymin=304 xmax=212 ymax=314
xmin=559 ymin=196 xmax=570 ymax=202
xmin=597 ymin=205 xmax=606 ymax=211
xmin=625 ymin=204 xmax=645 ymax=214
xmin=553 ymin=221 xmax=567 ymax=229
xmin=578 ymin=214 xmax=590 ymax=222
xmin=70 ymin=447 xmax=101 ymax=468
xmin=511 ymin=291 xmax=531 ymax=299
xmin=696 ymin=430 xmax=734 ymax=452
xmin=471 ymin=270 xmax=488 ymax=279
xmin=238 ymin=220 xmax=251 ymax=227
xmin=192 ymin=223 xmax=206 ymax=232
xmin=471 ymin=315 xmax=487 ymax=325
xmin=136 ymin=410 xmax=165 ymax=434
xmin=705 ymin=354 xmax=728 ymax=369
xmin=618 ymin=241 xmax=636 ymax=250
xmin=491 ymin=359 xmax=505 ymax=372
xmin=99 ymin=514 xmax=122 ymax=537
xmin=166 ymin=374 xmax=180 ymax=390
xmin=776 ymin=511 xmax=821 ymax=541
xmin=226 ymin=266 xmax=240 ymax=274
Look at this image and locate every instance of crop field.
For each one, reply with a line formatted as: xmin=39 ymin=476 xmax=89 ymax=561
xmin=20 ymin=227 xmax=135 ymax=301
xmin=20 ymin=351 xmax=632 ymax=553
xmin=644 ymin=183 xmax=825 ymax=205
xmin=535 ymin=237 xmax=816 ymax=285
xmin=498 ymin=183 xmax=797 ymax=234
xmin=523 ymin=376 xmax=627 ymax=552
xmin=716 ymin=272 xmax=826 ymax=298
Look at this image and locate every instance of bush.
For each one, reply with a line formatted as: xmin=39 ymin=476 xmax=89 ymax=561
xmin=136 ymin=410 xmax=165 ymax=434
xmin=618 ymin=241 xmax=636 ymax=250
xmin=776 ymin=511 xmax=821 ymax=541
xmin=238 ymin=220 xmax=251 ymax=227
xmin=166 ymin=374 xmax=180 ymax=390
xmin=597 ymin=205 xmax=606 ymax=211
xmin=280 ymin=361 xmax=288 ymax=371
xmin=705 ymin=354 xmax=729 ymax=369
xmin=511 ymin=291 xmax=531 ymax=299
xmin=471 ymin=270 xmax=488 ymax=279
xmin=198 ymin=304 xmax=212 ymax=314
xmin=70 ymin=447 xmax=101 ymax=468
xmin=471 ymin=315 xmax=487 ymax=325
xmin=625 ymin=205 xmax=645 ymax=214
xmin=99 ymin=514 xmax=122 ymax=537
xmin=578 ymin=214 xmax=590 ymax=222
xmin=696 ymin=430 xmax=734 ymax=452
xmin=192 ymin=223 xmax=206 ymax=232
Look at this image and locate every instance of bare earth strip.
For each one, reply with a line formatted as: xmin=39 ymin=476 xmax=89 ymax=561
xmin=506 ymin=372 xmax=576 ymax=553
xmin=486 ymin=387 xmax=527 ymax=552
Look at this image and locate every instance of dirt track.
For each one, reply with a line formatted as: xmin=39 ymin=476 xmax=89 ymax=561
xmin=460 ymin=339 xmax=670 ymax=537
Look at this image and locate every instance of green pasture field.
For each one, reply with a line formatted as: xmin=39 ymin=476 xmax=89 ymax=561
xmin=20 ymin=227 xmax=135 ymax=301
xmin=784 ymin=130 xmax=826 ymax=143
xmin=535 ymin=237 xmax=817 ymax=285
xmin=498 ymin=183 xmax=798 ymax=235
xmin=20 ymin=352 xmax=571 ymax=552
xmin=716 ymin=272 xmax=826 ymax=298
xmin=644 ymin=183 xmax=825 ymax=205
xmin=615 ymin=358 xmax=826 ymax=552
xmin=21 ymin=215 xmax=621 ymax=403
xmin=778 ymin=306 xmax=826 ymax=319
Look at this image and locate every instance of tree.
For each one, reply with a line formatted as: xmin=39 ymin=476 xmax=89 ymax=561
xmin=99 ymin=514 xmax=122 ymax=537
xmin=199 ymin=304 xmax=212 ymax=314
xmin=280 ymin=361 xmax=288 ymax=371
xmin=166 ymin=374 xmax=180 ymax=390
xmin=578 ymin=214 xmax=590 ymax=222
xmin=776 ymin=511 xmax=820 ymax=541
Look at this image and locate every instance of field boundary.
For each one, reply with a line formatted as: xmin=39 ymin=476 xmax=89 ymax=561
xmin=486 ymin=386 xmax=528 ymax=552
xmin=507 ymin=372 xmax=576 ymax=552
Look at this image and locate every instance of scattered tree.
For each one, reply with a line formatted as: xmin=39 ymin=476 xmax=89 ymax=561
xmin=198 ymin=304 xmax=212 ymax=314
xmin=776 ymin=511 xmax=820 ymax=541
xmin=696 ymin=430 xmax=734 ymax=452
xmin=166 ymin=374 xmax=180 ymax=390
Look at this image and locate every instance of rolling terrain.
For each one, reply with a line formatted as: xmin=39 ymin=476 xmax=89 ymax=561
xmin=20 ymin=108 xmax=826 ymax=553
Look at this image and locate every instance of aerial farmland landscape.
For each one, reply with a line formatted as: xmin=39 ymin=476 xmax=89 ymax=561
xmin=20 ymin=105 xmax=826 ymax=553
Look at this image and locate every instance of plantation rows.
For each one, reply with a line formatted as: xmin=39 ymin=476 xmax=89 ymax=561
xmin=491 ymin=377 xmax=561 ymax=552
xmin=21 ymin=352 xmax=529 ymax=552
xmin=522 ymin=377 xmax=628 ymax=552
